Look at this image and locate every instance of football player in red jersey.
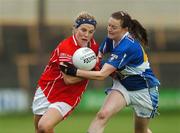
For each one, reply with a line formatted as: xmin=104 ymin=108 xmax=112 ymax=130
xmin=32 ymin=11 xmax=99 ymax=133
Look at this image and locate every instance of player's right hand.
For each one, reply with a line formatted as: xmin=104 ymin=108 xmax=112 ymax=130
xmin=60 ymin=62 xmax=77 ymax=76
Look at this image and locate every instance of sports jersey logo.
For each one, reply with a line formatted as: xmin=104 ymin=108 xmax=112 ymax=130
xmin=60 ymin=53 xmax=72 ymax=58
xmin=59 ymin=53 xmax=72 ymax=62
xmin=110 ymin=54 xmax=118 ymax=61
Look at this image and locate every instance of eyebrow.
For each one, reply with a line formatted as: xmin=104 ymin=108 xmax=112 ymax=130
xmin=108 ymin=24 xmax=120 ymax=27
xmin=81 ymin=26 xmax=95 ymax=30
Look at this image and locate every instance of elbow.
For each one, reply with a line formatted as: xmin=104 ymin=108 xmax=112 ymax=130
xmin=63 ymin=79 xmax=74 ymax=85
xmin=64 ymin=80 xmax=71 ymax=85
xmin=96 ymin=73 xmax=107 ymax=80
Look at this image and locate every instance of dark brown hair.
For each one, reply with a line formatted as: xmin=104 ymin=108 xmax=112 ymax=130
xmin=111 ymin=11 xmax=148 ymax=47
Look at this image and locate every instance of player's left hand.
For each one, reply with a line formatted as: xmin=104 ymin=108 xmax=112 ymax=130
xmin=60 ymin=62 xmax=77 ymax=76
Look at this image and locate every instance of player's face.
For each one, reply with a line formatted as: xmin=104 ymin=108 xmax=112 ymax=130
xmin=107 ymin=17 xmax=127 ymax=43
xmin=75 ymin=24 xmax=95 ymax=47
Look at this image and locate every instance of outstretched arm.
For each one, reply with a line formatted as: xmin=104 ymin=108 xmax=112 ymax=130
xmin=77 ymin=63 xmax=116 ymax=80
xmin=60 ymin=62 xmax=116 ymax=80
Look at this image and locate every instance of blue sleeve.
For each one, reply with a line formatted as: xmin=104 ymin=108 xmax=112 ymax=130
xmin=106 ymin=43 xmax=134 ymax=69
xmin=99 ymin=37 xmax=113 ymax=54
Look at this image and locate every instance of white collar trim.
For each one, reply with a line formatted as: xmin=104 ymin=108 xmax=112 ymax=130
xmin=113 ymin=32 xmax=129 ymax=48
xmin=72 ymin=34 xmax=78 ymax=46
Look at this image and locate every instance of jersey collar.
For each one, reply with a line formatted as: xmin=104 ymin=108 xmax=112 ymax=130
xmin=72 ymin=34 xmax=78 ymax=46
xmin=113 ymin=32 xmax=129 ymax=48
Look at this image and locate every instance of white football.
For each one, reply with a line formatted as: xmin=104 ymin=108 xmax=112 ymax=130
xmin=72 ymin=47 xmax=97 ymax=70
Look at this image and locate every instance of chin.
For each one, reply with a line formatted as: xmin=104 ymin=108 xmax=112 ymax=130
xmin=108 ymin=34 xmax=114 ymax=39
xmin=80 ymin=42 xmax=88 ymax=47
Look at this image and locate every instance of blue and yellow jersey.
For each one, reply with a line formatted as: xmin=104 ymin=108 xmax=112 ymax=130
xmin=99 ymin=32 xmax=160 ymax=91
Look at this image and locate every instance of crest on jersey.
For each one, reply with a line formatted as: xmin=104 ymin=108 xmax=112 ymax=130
xmin=109 ymin=54 xmax=118 ymax=61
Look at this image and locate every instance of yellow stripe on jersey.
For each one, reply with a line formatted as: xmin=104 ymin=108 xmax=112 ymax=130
xmin=140 ymin=46 xmax=148 ymax=62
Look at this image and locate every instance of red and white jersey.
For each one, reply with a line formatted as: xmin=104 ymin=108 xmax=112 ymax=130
xmin=38 ymin=35 xmax=99 ymax=106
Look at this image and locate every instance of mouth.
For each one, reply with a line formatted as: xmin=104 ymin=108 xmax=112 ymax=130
xmin=79 ymin=38 xmax=89 ymax=46
xmin=108 ymin=32 xmax=114 ymax=36
xmin=82 ymin=38 xmax=88 ymax=41
xmin=81 ymin=38 xmax=88 ymax=42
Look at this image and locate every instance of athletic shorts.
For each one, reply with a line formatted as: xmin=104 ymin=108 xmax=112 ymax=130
xmin=106 ymin=79 xmax=159 ymax=118
xmin=32 ymin=87 xmax=73 ymax=118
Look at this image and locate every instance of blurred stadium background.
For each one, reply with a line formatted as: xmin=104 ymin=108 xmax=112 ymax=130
xmin=0 ymin=0 xmax=180 ymax=133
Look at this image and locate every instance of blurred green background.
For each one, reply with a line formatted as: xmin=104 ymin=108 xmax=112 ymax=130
xmin=0 ymin=0 xmax=180 ymax=133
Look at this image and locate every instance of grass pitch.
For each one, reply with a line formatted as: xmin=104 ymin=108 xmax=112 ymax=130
xmin=0 ymin=110 xmax=179 ymax=133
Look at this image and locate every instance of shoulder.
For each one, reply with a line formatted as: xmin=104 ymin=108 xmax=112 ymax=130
xmin=121 ymin=35 xmax=141 ymax=52
xmin=121 ymin=35 xmax=135 ymax=48
xmin=53 ymin=36 xmax=77 ymax=58
xmin=99 ymin=37 xmax=114 ymax=53
xmin=90 ymin=38 xmax=99 ymax=54
xmin=102 ymin=37 xmax=113 ymax=45
xmin=114 ymin=38 xmax=139 ymax=56
xmin=60 ymin=36 xmax=73 ymax=46
xmin=106 ymin=37 xmax=113 ymax=43
xmin=57 ymin=36 xmax=74 ymax=50
xmin=125 ymin=34 xmax=135 ymax=43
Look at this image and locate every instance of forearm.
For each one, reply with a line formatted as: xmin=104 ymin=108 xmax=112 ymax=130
xmin=76 ymin=69 xmax=106 ymax=80
xmin=60 ymin=62 xmax=116 ymax=81
xmin=76 ymin=63 xmax=116 ymax=80
xmin=62 ymin=73 xmax=84 ymax=85
xmin=67 ymin=76 xmax=83 ymax=84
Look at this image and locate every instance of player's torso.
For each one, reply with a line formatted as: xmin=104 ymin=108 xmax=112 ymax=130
xmin=38 ymin=35 xmax=98 ymax=104
xmin=103 ymin=36 xmax=160 ymax=90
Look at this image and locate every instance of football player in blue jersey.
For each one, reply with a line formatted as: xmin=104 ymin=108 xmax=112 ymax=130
xmin=60 ymin=11 xmax=160 ymax=133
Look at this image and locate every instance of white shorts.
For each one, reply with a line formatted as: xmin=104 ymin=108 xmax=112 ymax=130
xmin=32 ymin=87 xmax=72 ymax=117
xmin=106 ymin=79 xmax=159 ymax=118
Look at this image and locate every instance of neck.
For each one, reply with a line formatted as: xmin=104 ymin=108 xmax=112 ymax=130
xmin=114 ymin=34 xmax=123 ymax=44
xmin=114 ymin=38 xmax=121 ymax=44
xmin=81 ymin=43 xmax=88 ymax=47
xmin=114 ymin=31 xmax=129 ymax=45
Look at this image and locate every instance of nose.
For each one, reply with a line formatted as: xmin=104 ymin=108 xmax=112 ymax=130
xmin=84 ymin=31 xmax=89 ymax=37
xmin=107 ymin=25 xmax=112 ymax=31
